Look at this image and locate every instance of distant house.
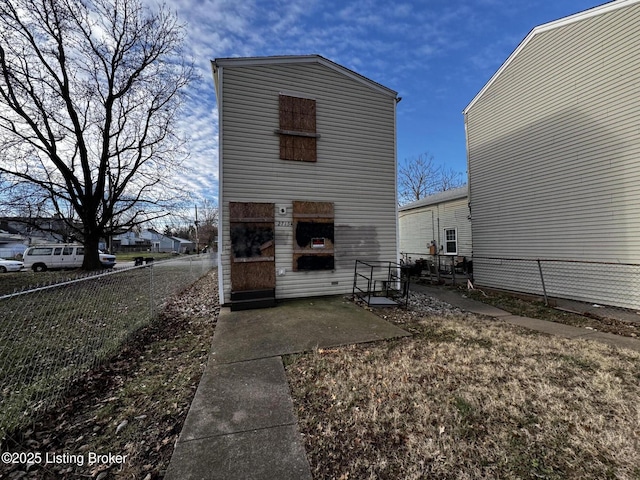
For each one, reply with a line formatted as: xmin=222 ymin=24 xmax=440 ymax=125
xmin=0 ymin=217 xmax=71 ymax=245
xmin=140 ymin=229 xmax=194 ymax=253
xmin=212 ymin=55 xmax=399 ymax=309
xmin=0 ymin=226 xmax=27 ymax=258
xmin=398 ymin=186 xmax=470 ymax=263
xmin=111 ymin=230 xmax=152 ymax=252
xmin=463 ymin=0 xmax=640 ymax=309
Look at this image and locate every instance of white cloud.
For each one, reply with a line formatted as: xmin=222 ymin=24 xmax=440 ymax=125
xmin=137 ymin=0 xmax=569 ymax=213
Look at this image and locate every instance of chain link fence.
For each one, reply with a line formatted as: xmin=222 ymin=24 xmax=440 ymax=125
xmin=400 ymin=252 xmax=473 ymax=286
xmin=472 ymin=256 xmax=640 ymax=314
xmin=0 ymin=254 xmax=216 ymax=438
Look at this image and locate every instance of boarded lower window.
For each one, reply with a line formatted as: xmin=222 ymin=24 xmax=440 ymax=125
xmin=278 ymin=95 xmax=318 ymax=162
xmin=292 ymin=201 xmax=334 ymax=271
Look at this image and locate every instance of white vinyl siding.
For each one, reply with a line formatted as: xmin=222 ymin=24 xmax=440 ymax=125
xmin=398 ymin=191 xmax=471 ymax=260
xmin=465 ymin=2 xmax=640 ymax=309
xmin=217 ymin=60 xmax=397 ymax=303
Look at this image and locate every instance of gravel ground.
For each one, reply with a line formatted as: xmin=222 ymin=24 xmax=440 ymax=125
xmin=355 ymin=291 xmax=466 ymax=333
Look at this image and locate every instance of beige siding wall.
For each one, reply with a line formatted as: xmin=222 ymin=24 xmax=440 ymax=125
xmin=465 ymin=3 xmax=640 ymax=308
xmin=399 ymin=197 xmax=471 ymax=259
xmin=218 ymin=61 xmax=397 ymax=304
xmin=399 ymin=209 xmax=431 ymax=255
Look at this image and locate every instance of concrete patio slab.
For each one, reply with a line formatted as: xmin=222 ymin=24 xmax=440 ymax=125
xmin=211 ymin=295 xmax=411 ymax=364
xmin=165 ymin=424 xmax=312 ymax=480
xmin=178 ymin=356 xmax=296 ymax=442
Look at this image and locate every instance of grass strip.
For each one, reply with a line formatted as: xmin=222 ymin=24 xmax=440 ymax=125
xmin=286 ymin=301 xmax=640 ymax=480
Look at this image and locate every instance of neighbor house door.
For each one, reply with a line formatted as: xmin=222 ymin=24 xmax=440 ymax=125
xmin=229 ymin=202 xmax=275 ymax=292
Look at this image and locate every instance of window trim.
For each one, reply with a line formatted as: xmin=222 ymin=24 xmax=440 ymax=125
xmin=443 ymin=227 xmax=458 ymax=256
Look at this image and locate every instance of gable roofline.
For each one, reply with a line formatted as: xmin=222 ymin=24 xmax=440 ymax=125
xmin=463 ymin=0 xmax=640 ymax=114
xmin=211 ymin=55 xmax=398 ymax=98
xmin=398 ymin=185 xmax=468 ymax=212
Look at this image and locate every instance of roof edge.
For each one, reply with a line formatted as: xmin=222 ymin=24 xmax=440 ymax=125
xmin=398 ymin=185 xmax=468 ymax=212
xmin=463 ymin=0 xmax=640 ymax=114
xmin=211 ymin=55 xmax=398 ymax=98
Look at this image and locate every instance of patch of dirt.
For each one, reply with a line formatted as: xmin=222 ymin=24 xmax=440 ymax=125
xmin=0 ymin=270 xmax=219 ymax=479
xmin=465 ymin=288 xmax=640 ymax=339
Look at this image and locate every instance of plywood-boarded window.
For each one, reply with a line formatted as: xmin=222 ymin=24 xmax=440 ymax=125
xmin=277 ymin=95 xmax=318 ymax=162
xmin=293 ymin=201 xmax=334 ymax=271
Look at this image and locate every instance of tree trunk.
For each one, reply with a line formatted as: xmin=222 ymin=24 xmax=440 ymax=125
xmin=82 ymin=234 xmax=103 ymax=270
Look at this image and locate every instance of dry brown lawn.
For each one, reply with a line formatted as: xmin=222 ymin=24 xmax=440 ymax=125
xmin=286 ymin=304 xmax=640 ymax=480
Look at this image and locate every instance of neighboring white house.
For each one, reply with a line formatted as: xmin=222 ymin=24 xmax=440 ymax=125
xmin=398 ymin=186 xmax=471 ymax=262
xmin=140 ymin=229 xmax=195 ymax=253
xmin=212 ymin=55 xmax=399 ymax=309
xmin=0 ymin=230 xmax=27 ymax=258
xmin=113 ymin=230 xmax=150 ymax=248
xmin=0 ymin=217 xmax=71 ymax=245
xmin=463 ymin=0 xmax=640 ymax=309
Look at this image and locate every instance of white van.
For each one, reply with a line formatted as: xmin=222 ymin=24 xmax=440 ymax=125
xmin=22 ymin=244 xmax=116 ymax=272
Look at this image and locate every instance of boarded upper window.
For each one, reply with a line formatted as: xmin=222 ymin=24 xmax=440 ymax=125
xmin=278 ymin=95 xmax=318 ymax=162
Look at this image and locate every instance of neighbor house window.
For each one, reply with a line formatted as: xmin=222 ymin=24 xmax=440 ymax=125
xmin=443 ymin=228 xmax=457 ymax=255
xmin=276 ymin=94 xmax=319 ymax=162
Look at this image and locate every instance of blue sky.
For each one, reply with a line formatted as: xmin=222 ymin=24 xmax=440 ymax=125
xmin=165 ymin=0 xmax=610 ymax=211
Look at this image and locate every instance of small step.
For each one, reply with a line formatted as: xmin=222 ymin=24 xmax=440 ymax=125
xmin=230 ymin=297 xmax=277 ymax=311
xmin=231 ymin=289 xmax=275 ymax=302
xmin=363 ymin=296 xmax=398 ymax=307
xmin=230 ymin=289 xmax=276 ymax=311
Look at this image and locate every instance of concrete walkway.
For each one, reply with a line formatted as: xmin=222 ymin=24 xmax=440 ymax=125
xmin=412 ymin=284 xmax=640 ymax=353
xmin=164 ymin=296 xmax=410 ymax=480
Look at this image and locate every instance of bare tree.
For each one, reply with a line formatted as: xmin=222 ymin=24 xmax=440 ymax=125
xmin=398 ymin=152 xmax=466 ymax=205
xmin=198 ymin=201 xmax=219 ymax=250
xmin=439 ymin=166 xmax=465 ymax=192
xmin=0 ymin=0 xmax=194 ymax=269
xmin=162 ymin=201 xmax=218 ymax=249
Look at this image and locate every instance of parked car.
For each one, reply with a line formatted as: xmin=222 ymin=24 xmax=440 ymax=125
xmin=0 ymin=258 xmax=24 ymax=273
xmin=98 ymin=250 xmax=117 ymax=269
xmin=22 ymin=244 xmax=116 ymax=271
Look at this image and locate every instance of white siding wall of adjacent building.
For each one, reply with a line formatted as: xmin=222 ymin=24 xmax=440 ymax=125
xmin=398 ymin=191 xmax=471 ymax=260
xmin=216 ymin=60 xmax=398 ymax=304
xmin=464 ymin=2 xmax=640 ymax=309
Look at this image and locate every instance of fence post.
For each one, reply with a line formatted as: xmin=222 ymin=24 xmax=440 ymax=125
xmin=450 ymin=256 xmax=455 ymax=285
xmin=537 ymin=259 xmax=549 ymax=306
xmin=149 ymin=262 xmax=155 ymax=317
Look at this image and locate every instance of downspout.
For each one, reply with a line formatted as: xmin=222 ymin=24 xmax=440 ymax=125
xmin=430 ymin=210 xmax=435 ymax=248
xmin=463 ymin=112 xmax=472 ymax=261
xmin=211 ymin=60 xmax=225 ymax=305
xmin=394 ymin=95 xmax=402 ymax=264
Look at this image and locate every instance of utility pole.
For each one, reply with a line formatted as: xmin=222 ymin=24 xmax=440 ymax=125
xmin=194 ymin=205 xmax=200 ymax=254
